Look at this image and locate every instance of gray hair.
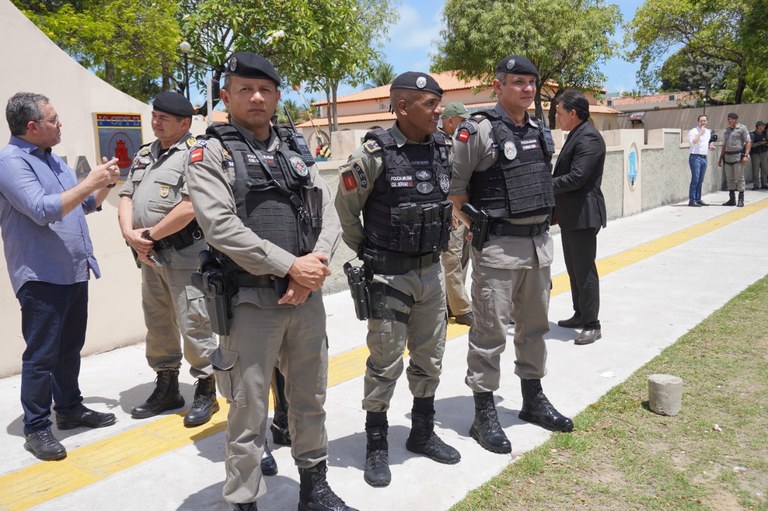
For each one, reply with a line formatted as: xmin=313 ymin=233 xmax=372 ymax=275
xmin=6 ymin=92 xmax=48 ymax=136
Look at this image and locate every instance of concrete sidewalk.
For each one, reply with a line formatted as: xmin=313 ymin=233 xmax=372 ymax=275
xmin=1 ymin=190 xmax=767 ymax=511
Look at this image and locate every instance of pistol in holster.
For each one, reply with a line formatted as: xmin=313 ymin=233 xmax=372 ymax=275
xmin=460 ymin=203 xmax=490 ymax=250
xmin=191 ymin=249 xmax=233 ymax=336
xmin=343 ymin=261 xmax=370 ymax=321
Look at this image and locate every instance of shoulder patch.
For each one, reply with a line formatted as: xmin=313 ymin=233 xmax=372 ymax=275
xmin=363 ymin=140 xmax=382 ymax=154
xmin=138 ymin=146 xmax=151 ymax=157
xmin=188 ymin=146 xmax=205 ymax=164
xmin=456 ymin=129 xmax=471 ymax=143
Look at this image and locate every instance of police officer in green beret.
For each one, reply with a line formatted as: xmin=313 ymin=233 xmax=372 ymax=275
xmin=335 ymin=71 xmax=461 ymax=488
xmin=118 ymin=91 xmax=219 ymax=427
xmin=185 ymin=52 xmax=355 ymax=511
xmin=449 ymin=56 xmax=574 ymax=456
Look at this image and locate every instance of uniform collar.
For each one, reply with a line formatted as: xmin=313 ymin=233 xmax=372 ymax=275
xmin=391 ymin=122 xmax=435 ymax=147
xmin=230 ymin=120 xmax=280 ymax=151
xmin=152 ymin=131 xmax=193 ymax=157
xmin=493 ymin=103 xmax=537 ymax=128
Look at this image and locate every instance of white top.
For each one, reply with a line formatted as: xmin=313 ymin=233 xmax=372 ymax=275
xmin=688 ymin=126 xmax=711 ymax=155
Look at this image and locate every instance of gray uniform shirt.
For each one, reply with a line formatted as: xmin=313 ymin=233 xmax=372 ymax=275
xmin=723 ymin=123 xmax=750 ymax=163
xmin=450 ymin=103 xmax=553 ymax=270
xmin=185 ymin=121 xmax=341 ymax=298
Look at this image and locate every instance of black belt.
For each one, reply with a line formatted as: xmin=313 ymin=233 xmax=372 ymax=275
xmin=363 ymin=248 xmax=440 ymax=275
xmin=724 ymin=150 xmax=742 ymax=155
xmin=489 ymin=220 xmax=549 ymax=237
xmin=234 ymin=273 xmax=273 ymax=288
xmin=154 ymin=220 xmax=204 ymax=250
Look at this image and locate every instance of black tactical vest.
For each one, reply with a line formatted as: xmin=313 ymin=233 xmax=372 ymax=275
xmin=362 ymin=128 xmax=453 ymax=255
xmin=205 ymin=123 xmax=322 ymax=258
xmin=466 ymin=110 xmax=555 ymax=218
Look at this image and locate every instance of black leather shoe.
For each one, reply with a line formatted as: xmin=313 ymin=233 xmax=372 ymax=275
xmin=574 ymin=328 xmax=602 ymax=345
xmin=453 ymin=312 xmax=473 ymax=326
xmin=697 ymin=200 xmax=709 ymax=206
xmin=470 ymin=392 xmax=511 ymax=454
xmin=24 ymin=429 xmax=67 ymax=461
xmin=688 ymin=201 xmax=701 ymax=207
xmin=232 ymin=502 xmax=258 ymax=510
xmin=57 ymin=406 xmax=116 ymax=430
xmin=557 ymin=315 xmax=583 ymax=329
xmin=519 ymin=380 xmax=574 ymax=433
xmin=261 ymin=442 xmax=277 ymax=476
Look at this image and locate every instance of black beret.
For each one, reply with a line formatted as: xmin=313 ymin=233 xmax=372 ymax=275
xmin=225 ymin=52 xmax=281 ymax=86
xmin=496 ymin=55 xmax=539 ymax=78
xmin=153 ymin=91 xmax=194 ymax=118
xmin=390 ymin=71 xmax=443 ymax=96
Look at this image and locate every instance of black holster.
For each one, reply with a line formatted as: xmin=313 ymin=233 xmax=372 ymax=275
xmin=191 ymin=250 xmax=233 ymax=336
xmin=461 ymin=203 xmax=490 ymax=250
xmin=343 ymin=261 xmax=370 ymax=321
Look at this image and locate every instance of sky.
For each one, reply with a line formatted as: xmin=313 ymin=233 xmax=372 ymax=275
xmin=291 ymin=0 xmax=646 ymax=106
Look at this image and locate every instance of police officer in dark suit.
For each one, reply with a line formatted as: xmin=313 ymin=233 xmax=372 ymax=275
xmin=552 ymin=89 xmax=607 ymax=345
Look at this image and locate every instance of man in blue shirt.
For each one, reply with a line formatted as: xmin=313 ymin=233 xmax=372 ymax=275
xmin=0 ymin=92 xmax=121 ymax=461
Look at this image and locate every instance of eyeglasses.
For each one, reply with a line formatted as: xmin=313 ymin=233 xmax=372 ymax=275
xmin=36 ymin=116 xmax=60 ymax=126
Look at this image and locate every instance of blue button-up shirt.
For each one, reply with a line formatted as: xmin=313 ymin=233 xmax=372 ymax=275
xmin=0 ymin=136 xmax=100 ymax=294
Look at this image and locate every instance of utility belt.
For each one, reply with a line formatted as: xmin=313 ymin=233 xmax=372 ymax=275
xmin=362 ymin=247 xmax=440 ymax=275
xmin=154 ymin=220 xmax=203 ymax=251
xmin=489 ymin=219 xmax=550 ymax=238
xmin=724 ymin=150 xmax=742 ymax=155
xmin=235 ymin=272 xmax=290 ymax=297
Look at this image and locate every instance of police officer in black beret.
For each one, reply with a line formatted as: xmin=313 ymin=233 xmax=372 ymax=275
xmin=449 ymin=55 xmax=574 ymax=455
xmin=186 ymin=52 xmax=354 ymax=511
xmin=335 ymin=71 xmax=461 ymax=488
xmin=118 ymin=91 xmax=220 ymax=429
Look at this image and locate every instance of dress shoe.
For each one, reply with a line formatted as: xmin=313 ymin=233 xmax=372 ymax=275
xmin=232 ymin=502 xmax=258 ymax=510
xmin=574 ymin=328 xmax=602 ymax=345
xmin=519 ymin=379 xmax=574 ymax=433
xmin=261 ymin=442 xmax=277 ymax=476
xmin=557 ymin=315 xmax=583 ymax=329
xmin=453 ymin=312 xmax=473 ymax=326
xmin=696 ymin=200 xmax=709 ymax=206
xmin=57 ymin=405 xmax=116 ymax=430
xmin=688 ymin=201 xmax=701 ymax=207
xmin=24 ymin=429 xmax=67 ymax=461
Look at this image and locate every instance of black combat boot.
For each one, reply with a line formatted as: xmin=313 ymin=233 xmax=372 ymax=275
xmin=364 ymin=424 xmax=390 ymax=487
xmin=405 ymin=412 xmax=461 ymax=464
xmin=518 ymin=379 xmax=574 ymax=432
xmin=261 ymin=442 xmax=277 ymax=476
xmin=131 ymin=369 xmax=185 ymax=419
xmin=232 ymin=502 xmax=258 ymax=510
xmin=737 ymin=191 xmax=745 ymax=207
xmin=270 ymin=368 xmax=291 ymax=445
xmin=298 ymin=461 xmax=358 ymax=511
xmin=470 ymin=392 xmax=511 ymax=454
xmin=722 ymin=190 xmax=736 ymax=206
xmin=184 ymin=375 xmax=220 ymax=426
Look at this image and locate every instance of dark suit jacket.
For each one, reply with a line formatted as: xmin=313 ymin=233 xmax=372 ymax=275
xmin=552 ymin=120 xmax=607 ymax=232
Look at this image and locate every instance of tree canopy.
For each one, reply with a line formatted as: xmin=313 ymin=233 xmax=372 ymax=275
xmin=624 ymin=0 xmax=767 ymax=104
xmin=433 ymin=0 xmax=621 ymax=127
xmin=14 ymin=0 xmax=181 ymax=101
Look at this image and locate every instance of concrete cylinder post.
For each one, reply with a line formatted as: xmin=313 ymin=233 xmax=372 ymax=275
xmin=648 ymin=374 xmax=683 ymax=416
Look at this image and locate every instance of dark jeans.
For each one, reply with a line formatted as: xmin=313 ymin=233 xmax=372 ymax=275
xmin=17 ymin=281 xmax=88 ymax=435
xmin=561 ymin=228 xmax=601 ymax=329
xmin=689 ymin=154 xmax=707 ymax=202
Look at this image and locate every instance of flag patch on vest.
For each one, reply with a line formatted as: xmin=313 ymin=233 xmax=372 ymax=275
xmin=456 ymin=129 xmax=471 ymax=143
xmin=189 ymin=147 xmax=204 ymax=163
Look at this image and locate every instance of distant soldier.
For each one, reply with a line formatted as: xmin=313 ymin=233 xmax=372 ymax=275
xmin=718 ymin=112 xmax=751 ymax=207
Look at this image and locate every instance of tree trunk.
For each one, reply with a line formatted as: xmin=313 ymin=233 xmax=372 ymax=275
xmin=734 ymin=68 xmax=747 ymax=104
xmin=331 ymin=84 xmax=339 ymax=132
xmin=547 ymin=89 xmax=563 ymax=129
xmin=534 ymin=88 xmax=545 ymax=126
xmin=325 ymin=87 xmax=333 ymax=150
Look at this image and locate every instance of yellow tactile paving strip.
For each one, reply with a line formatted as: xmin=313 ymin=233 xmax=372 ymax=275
xmin=1 ymin=199 xmax=766 ymax=510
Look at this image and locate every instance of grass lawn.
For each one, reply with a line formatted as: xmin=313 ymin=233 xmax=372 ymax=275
xmin=451 ymin=276 xmax=768 ymax=511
